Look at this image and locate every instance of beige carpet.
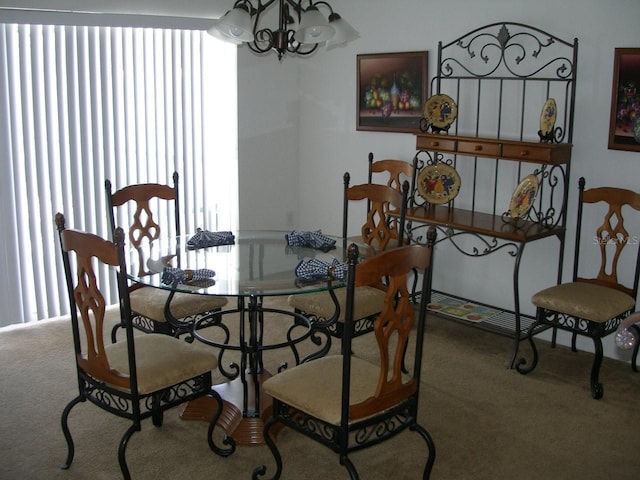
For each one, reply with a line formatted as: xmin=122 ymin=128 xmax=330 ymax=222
xmin=1 ymin=298 xmax=639 ymax=480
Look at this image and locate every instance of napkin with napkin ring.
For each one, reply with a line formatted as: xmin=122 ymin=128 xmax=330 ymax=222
xmin=187 ymin=228 xmax=235 ymax=250
xmin=294 ymin=257 xmax=348 ymax=281
xmin=285 ymin=229 xmax=336 ymax=252
xmin=161 ymin=267 xmax=216 ymax=286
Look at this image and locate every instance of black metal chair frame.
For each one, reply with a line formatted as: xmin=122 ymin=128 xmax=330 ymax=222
xmin=516 ymin=177 xmax=640 ymax=398
xmin=254 ymin=229 xmax=437 ymax=480
xmin=56 ymin=213 xmax=233 ymax=479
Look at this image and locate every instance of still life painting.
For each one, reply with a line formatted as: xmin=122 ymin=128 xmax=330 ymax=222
xmin=357 ymin=51 xmax=428 ymax=133
xmin=608 ymin=48 xmax=640 ymax=152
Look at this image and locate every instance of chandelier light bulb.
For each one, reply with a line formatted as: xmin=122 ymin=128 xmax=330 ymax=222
xmin=208 ymin=1 xmax=358 ymax=59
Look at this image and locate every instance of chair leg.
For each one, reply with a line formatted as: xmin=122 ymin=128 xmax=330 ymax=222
xmin=150 ymin=392 xmax=166 ymax=427
xmin=590 ymin=335 xmax=604 ymax=399
xmin=410 ymin=423 xmax=437 ymax=480
xmin=118 ymin=423 xmax=140 ymax=480
xmin=252 ymin=416 xmax=283 ymax=480
xmin=59 ymin=395 xmax=83 ymax=470
xmin=340 ymin=454 xmax=360 ymax=480
xmin=571 ymin=331 xmax=578 ymax=352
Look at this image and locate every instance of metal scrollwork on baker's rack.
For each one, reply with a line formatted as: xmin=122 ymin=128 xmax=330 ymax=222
xmin=430 ymin=22 xmax=576 ymax=144
xmin=501 ymin=164 xmax=566 ymax=230
xmin=407 ymin=224 xmax=519 ymax=259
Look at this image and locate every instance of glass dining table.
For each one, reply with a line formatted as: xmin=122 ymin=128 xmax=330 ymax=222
xmin=127 ymin=230 xmax=367 ymax=447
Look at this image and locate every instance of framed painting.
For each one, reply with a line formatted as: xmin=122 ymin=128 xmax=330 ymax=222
xmin=357 ymin=51 xmax=428 ymax=133
xmin=608 ymin=48 xmax=640 ymax=152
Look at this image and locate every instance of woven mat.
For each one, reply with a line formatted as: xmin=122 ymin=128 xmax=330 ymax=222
xmin=427 ymin=294 xmax=500 ymax=323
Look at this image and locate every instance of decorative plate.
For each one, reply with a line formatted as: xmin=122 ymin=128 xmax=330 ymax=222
xmin=417 ymin=163 xmax=461 ymax=204
xmin=539 ymin=98 xmax=557 ymax=136
xmin=509 ymin=174 xmax=539 ymax=219
xmin=423 ymin=94 xmax=458 ymax=130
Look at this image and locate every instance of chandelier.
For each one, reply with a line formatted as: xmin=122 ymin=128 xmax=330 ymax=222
xmin=208 ymin=0 xmax=359 ymax=60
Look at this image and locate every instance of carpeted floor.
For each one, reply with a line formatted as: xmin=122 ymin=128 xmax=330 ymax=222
xmin=1 ymin=298 xmax=639 ymax=479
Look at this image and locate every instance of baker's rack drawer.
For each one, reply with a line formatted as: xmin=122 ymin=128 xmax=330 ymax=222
xmin=415 ymin=135 xmax=457 ymax=152
xmin=457 ymin=139 xmax=501 ymax=157
xmin=501 ymin=143 xmax=570 ymax=163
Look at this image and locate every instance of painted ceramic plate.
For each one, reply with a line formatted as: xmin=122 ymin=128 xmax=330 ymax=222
xmin=417 ymin=163 xmax=461 ymax=204
xmin=539 ymin=98 xmax=557 ymax=136
xmin=509 ymin=174 xmax=539 ymax=219
xmin=423 ymin=94 xmax=458 ymax=130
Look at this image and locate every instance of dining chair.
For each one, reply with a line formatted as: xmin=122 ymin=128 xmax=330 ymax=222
xmin=287 ymin=172 xmax=409 ymax=347
xmin=516 ymin=177 xmax=640 ymax=398
xmin=106 ymin=172 xmax=228 ymax=340
xmin=254 ymin=231 xmax=437 ymax=480
xmin=367 ymin=152 xmax=418 ymax=293
xmin=55 ymin=213 xmax=234 ymax=480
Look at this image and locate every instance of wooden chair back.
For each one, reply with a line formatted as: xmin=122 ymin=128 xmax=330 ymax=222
xmin=342 ymin=228 xmax=436 ymax=422
xmin=574 ymin=177 xmax=640 ymax=297
xmin=343 ymin=171 xmax=409 ymax=251
xmin=367 ymin=152 xmax=415 ymax=193
xmin=105 ymin=172 xmax=179 ymax=277
xmin=56 ymin=212 xmax=134 ymax=391
xmin=106 ymin=172 xmax=180 ymax=248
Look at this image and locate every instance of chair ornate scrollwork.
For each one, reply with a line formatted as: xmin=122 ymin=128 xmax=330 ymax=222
xmin=254 ymin=230 xmax=437 ymax=480
xmin=516 ymin=177 xmax=640 ymax=398
xmin=106 ymin=172 xmax=228 ymax=340
xmin=55 ymin=212 xmax=233 ymax=480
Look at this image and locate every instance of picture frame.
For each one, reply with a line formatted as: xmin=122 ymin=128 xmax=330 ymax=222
xmin=608 ymin=48 xmax=640 ymax=152
xmin=357 ymin=51 xmax=428 ymax=133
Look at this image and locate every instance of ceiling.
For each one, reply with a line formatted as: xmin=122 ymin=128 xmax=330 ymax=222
xmin=0 ymin=0 xmax=227 ymax=19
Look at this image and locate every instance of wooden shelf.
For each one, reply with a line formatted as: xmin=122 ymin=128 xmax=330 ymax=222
xmin=416 ymin=133 xmax=572 ymax=165
xmin=403 ymin=205 xmax=563 ymax=242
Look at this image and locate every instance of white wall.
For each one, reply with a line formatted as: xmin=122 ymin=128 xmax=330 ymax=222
xmin=236 ymin=53 xmax=301 ymax=230
xmin=3 ymin=0 xmax=640 ymax=361
xmin=236 ymin=0 xmax=640 ymax=362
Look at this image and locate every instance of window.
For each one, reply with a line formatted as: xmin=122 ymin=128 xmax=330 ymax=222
xmin=0 ymin=21 xmax=238 ymax=326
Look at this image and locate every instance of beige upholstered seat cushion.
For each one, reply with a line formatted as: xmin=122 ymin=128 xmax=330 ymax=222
xmin=105 ymin=334 xmax=217 ymax=394
xmin=130 ymin=286 xmax=228 ymax=322
xmin=262 ymin=355 xmax=379 ymax=426
xmin=531 ymin=282 xmax=635 ymax=323
xmin=287 ymin=286 xmax=386 ymax=322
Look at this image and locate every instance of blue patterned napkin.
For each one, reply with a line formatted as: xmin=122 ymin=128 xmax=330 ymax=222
xmin=187 ymin=228 xmax=235 ymax=249
xmin=285 ymin=229 xmax=336 ymax=251
xmin=294 ymin=257 xmax=348 ymax=281
xmin=161 ymin=267 xmax=216 ymax=285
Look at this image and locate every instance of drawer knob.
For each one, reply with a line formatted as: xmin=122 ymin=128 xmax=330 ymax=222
xmin=520 ymin=150 xmax=529 ymax=156
xmin=430 ymin=141 xmax=439 ymax=147
xmin=474 ymin=145 xmax=483 ymax=151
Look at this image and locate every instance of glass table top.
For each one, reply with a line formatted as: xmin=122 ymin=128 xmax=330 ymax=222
xmin=127 ymin=230 xmax=369 ymax=298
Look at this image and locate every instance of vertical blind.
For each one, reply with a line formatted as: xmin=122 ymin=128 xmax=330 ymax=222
xmin=0 ymin=23 xmax=238 ymax=326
